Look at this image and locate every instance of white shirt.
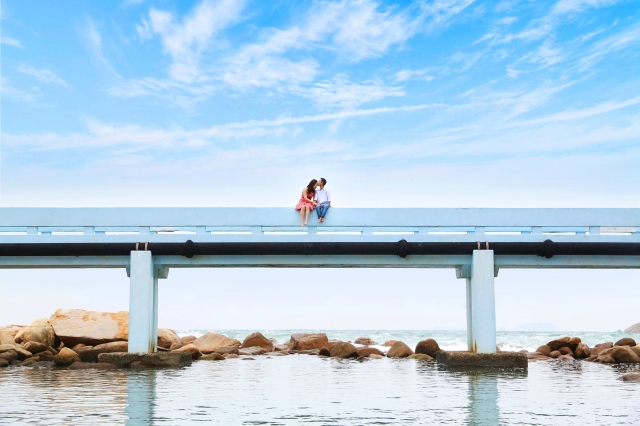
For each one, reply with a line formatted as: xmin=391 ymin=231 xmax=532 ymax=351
xmin=315 ymin=188 xmax=331 ymax=204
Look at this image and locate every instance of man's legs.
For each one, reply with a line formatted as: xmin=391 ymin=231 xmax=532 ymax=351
xmin=318 ymin=203 xmax=329 ymax=219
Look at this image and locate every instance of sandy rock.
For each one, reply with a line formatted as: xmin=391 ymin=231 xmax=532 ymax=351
xmin=74 ymin=346 xmax=97 ymax=363
xmin=97 ymin=352 xmax=141 ymax=367
xmin=72 ymin=343 xmax=87 ymax=350
xmin=415 ymin=339 xmax=441 ymax=357
xmin=549 ymin=351 xmax=561 ymax=359
xmin=357 ymin=347 xmax=384 ymax=357
xmin=557 ymin=354 xmax=575 ymax=362
xmin=620 ymin=373 xmax=640 ymax=382
xmin=546 ymin=336 xmax=572 ymax=351
xmin=369 ymin=354 xmax=383 ymax=359
xmin=241 ymin=332 xmax=273 ymax=351
xmin=11 ymin=346 xmax=33 ymax=361
xmin=49 ymin=309 xmax=128 ymax=347
xmin=614 ymin=337 xmax=637 ymax=347
xmin=48 ymin=346 xmax=59 ymax=355
xmin=289 ymin=333 xmax=329 ymax=351
xmin=558 ymin=347 xmax=573 ymax=356
xmin=300 ymin=349 xmax=320 ymax=355
xmin=69 ymin=362 xmax=117 ymax=370
xmin=535 ymin=345 xmax=551 ymax=356
xmin=0 ymin=359 xmax=8 ymax=368
xmin=527 ymin=352 xmax=550 ymax=361
xmin=595 ymin=347 xmax=616 ymax=363
xmin=193 ymin=332 xmax=240 ymax=354
xmin=173 ymin=343 xmax=202 ymax=360
xmin=0 ymin=350 xmax=18 ymax=363
xmin=98 ymin=352 xmax=191 ymax=368
xmin=0 ymin=330 xmax=16 ymax=346
xmin=330 ymin=342 xmax=358 ymax=358
xmin=585 ymin=355 xmax=598 ymax=362
xmin=215 ymin=346 xmax=240 ymax=355
xmin=239 ymin=346 xmax=267 ymax=356
xmin=21 ymin=358 xmax=40 ymax=367
xmin=624 ymin=322 xmax=640 ymax=333
xmin=224 ymin=353 xmax=239 ymax=359
xmin=567 ymin=337 xmax=581 ymax=350
xmin=387 ymin=341 xmax=413 ymax=358
xmin=19 ymin=319 xmax=56 ymax=347
xmin=0 ymin=344 xmax=17 ymax=353
xmin=93 ymin=341 xmax=128 ymax=355
xmin=200 ymin=353 xmax=225 ymax=361
xmin=354 ymin=337 xmax=376 ymax=345
xmin=180 ymin=335 xmax=196 ymax=346
xmin=383 ymin=340 xmax=398 ymax=347
xmin=611 ymin=346 xmax=640 ymax=363
xmin=591 ymin=342 xmax=613 ymax=357
xmin=631 ymin=345 xmax=640 ymax=357
xmin=408 ymin=353 xmax=433 ymax=360
xmin=0 ymin=325 xmax=26 ymax=339
xmin=158 ymin=329 xmax=182 ymax=350
xmin=574 ymin=343 xmax=591 ymax=359
xmin=319 ymin=348 xmax=330 ymax=356
xmin=23 ymin=341 xmax=48 ymax=354
xmin=54 ymin=347 xmax=81 ymax=366
xmin=38 ymin=351 xmax=55 ymax=362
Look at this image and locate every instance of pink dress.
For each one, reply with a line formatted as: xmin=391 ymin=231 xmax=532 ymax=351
xmin=295 ymin=189 xmax=315 ymax=211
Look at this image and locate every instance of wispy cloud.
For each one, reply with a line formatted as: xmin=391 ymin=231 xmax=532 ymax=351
xmin=393 ymin=68 xmax=435 ymax=82
xmin=83 ymin=18 xmax=120 ymax=77
xmin=301 ymin=75 xmax=405 ymax=108
xmin=1 ymin=36 xmax=22 ymax=47
xmin=0 ymin=77 xmax=41 ymax=102
xmin=17 ymin=66 xmax=69 ymax=87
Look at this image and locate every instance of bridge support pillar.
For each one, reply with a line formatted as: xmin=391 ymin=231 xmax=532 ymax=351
xmin=467 ymin=250 xmax=497 ymax=353
xmin=128 ymin=251 xmax=158 ymax=353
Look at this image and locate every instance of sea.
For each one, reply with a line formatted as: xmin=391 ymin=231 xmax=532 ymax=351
xmin=1 ymin=330 xmax=639 ymax=425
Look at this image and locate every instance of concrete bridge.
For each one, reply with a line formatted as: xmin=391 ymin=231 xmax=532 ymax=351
xmin=1 ymin=208 xmax=638 ymax=354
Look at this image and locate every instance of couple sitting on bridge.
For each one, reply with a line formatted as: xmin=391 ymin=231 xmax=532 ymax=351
xmin=295 ymin=178 xmax=331 ymax=226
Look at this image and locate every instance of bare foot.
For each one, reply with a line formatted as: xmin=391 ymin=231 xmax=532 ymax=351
xmin=320 ymin=217 xmax=324 ymax=223
xmin=303 ymin=222 xmax=308 ymax=226
xmin=300 ymin=223 xmax=304 ymax=227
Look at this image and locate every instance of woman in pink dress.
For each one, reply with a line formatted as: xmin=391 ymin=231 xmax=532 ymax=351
xmin=295 ymin=179 xmax=318 ymax=226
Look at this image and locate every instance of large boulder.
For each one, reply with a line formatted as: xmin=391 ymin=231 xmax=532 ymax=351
xmin=591 ymin=342 xmax=613 ymax=357
xmin=0 ymin=330 xmax=16 ymax=346
xmin=201 ymin=353 xmax=225 ymax=361
xmin=329 ymin=342 xmax=358 ymax=358
xmin=93 ymin=341 xmax=128 ymax=355
xmin=193 ymin=332 xmax=240 ymax=354
xmin=574 ymin=343 xmax=591 ymax=359
xmin=158 ymin=329 xmax=182 ymax=350
xmin=0 ymin=325 xmax=25 ymax=339
xmin=408 ymin=353 xmax=433 ymax=360
xmin=614 ymin=337 xmax=637 ymax=347
xmin=289 ymin=333 xmax=328 ymax=351
xmin=239 ymin=346 xmax=268 ymax=356
xmin=0 ymin=350 xmax=18 ymax=363
xmin=558 ymin=347 xmax=573 ymax=356
xmin=17 ymin=319 xmax=56 ymax=347
xmin=0 ymin=359 xmax=8 ymax=368
xmin=0 ymin=344 xmax=33 ymax=361
xmin=620 ymin=373 xmax=640 ymax=382
xmin=241 ymin=332 xmax=273 ymax=351
xmin=415 ymin=339 xmax=441 ymax=357
xmin=356 ymin=347 xmax=384 ymax=357
xmin=354 ymin=337 xmax=376 ymax=345
xmin=53 ymin=348 xmax=81 ymax=367
xmin=49 ymin=309 xmax=128 ymax=347
xmin=595 ymin=347 xmax=617 ymax=363
xmin=23 ymin=341 xmax=48 ymax=354
xmin=631 ymin=345 xmax=640 ymax=358
xmin=611 ymin=346 xmax=640 ymax=363
xmin=387 ymin=341 xmax=413 ymax=358
xmin=74 ymin=346 xmax=97 ymax=363
xmin=180 ymin=335 xmax=196 ymax=346
xmin=215 ymin=345 xmax=240 ymax=355
xmin=624 ymin=322 xmax=640 ymax=333
xmin=173 ymin=343 xmax=202 ymax=360
xmin=535 ymin=345 xmax=551 ymax=356
xmin=546 ymin=336 xmax=577 ymax=351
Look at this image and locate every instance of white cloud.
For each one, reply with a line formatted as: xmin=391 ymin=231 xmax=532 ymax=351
xmin=1 ymin=36 xmax=22 ymax=47
xmin=0 ymin=77 xmax=41 ymax=102
xmin=17 ymin=66 xmax=68 ymax=87
xmin=84 ymin=18 xmax=119 ymax=77
xmin=394 ymin=69 xmax=435 ymax=82
xmin=301 ymin=75 xmax=405 ymax=108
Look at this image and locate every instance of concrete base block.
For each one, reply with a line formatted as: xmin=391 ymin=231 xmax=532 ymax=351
xmin=98 ymin=352 xmax=192 ymax=368
xmin=436 ymin=351 xmax=527 ymax=368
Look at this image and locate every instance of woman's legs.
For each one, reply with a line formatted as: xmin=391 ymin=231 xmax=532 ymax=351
xmin=304 ymin=206 xmax=311 ymax=225
xmin=299 ymin=208 xmax=305 ymax=226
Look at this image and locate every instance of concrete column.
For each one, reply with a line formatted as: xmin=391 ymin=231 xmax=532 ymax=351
xmin=129 ymin=251 xmax=157 ymax=353
xmin=466 ymin=278 xmax=474 ymax=352
xmin=469 ymin=250 xmax=497 ymax=353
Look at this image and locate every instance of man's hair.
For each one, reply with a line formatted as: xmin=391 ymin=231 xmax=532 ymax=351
xmin=320 ymin=178 xmax=327 ymax=185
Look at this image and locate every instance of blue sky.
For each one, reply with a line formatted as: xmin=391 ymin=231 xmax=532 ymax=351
xmin=1 ymin=1 xmax=640 ymax=331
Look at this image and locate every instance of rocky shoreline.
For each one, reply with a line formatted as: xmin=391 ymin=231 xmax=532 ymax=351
xmin=1 ymin=309 xmax=640 ymax=373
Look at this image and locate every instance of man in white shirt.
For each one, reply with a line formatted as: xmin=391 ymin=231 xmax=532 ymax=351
xmin=314 ymin=178 xmax=331 ymax=223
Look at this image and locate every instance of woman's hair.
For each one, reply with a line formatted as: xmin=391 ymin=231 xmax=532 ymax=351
xmin=307 ymin=179 xmax=318 ymax=194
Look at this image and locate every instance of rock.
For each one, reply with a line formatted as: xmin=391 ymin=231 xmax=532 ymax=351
xmin=241 ymin=332 xmax=273 ymax=351
xmin=595 ymin=347 xmax=617 ymax=363
xmin=549 ymin=351 xmax=561 ymax=359
xmin=93 ymin=341 xmax=128 ymax=355
xmin=527 ymin=352 xmax=550 ymax=361
xmin=369 ymin=354 xmax=383 ymax=359
xmin=614 ymin=337 xmax=637 ymax=347
xmin=354 ymin=337 xmax=376 ymax=345
xmin=436 ymin=351 xmax=528 ymax=368
xmin=48 ymin=346 xmax=59 ymax=355
xmin=72 ymin=343 xmax=87 ymax=350
xmin=535 ymin=345 xmax=551 ymax=356
xmin=241 ymin=357 xmax=255 ymax=360
xmin=23 ymin=341 xmax=48 ymax=354
xmin=215 ymin=345 xmax=240 ymax=355
xmin=624 ymin=322 xmax=640 ymax=333
xmin=289 ymin=333 xmax=329 ymax=351
xmin=21 ymin=358 xmax=39 ymax=367
xmin=158 ymin=329 xmax=182 ymax=350
xmin=53 ymin=348 xmax=81 ymax=366
xmin=387 ymin=341 xmax=413 ymax=358
xmin=19 ymin=319 xmax=56 ymax=347
xmin=74 ymin=346 xmax=97 ymax=363
xmin=173 ymin=343 xmax=202 ymax=360
xmin=11 ymin=360 xmax=22 ymax=366
xmin=0 ymin=350 xmax=18 ymax=362
xmin=567 ymin=337 xmax=581 ymax=350
xmin=0 ymin=359 xmax=8 ymax=368
xmin=546 ymin=336 xmax=571 ymax=351
xmin=585 ymin=355 xmax=598 ymax=362
xmin=356 ymin=347 xmax=384 ymax=357
xmin=265 ymin=351 xmax=287 ymax=357
xmin=408 ymin=353 xmax=433 ymax=360
xmin=200 ymin=353 xmax=225 ymax=361
xmin=415 ymin=339 xmax=441 ymax=357
xmin=0 ymin=325 xmax=26 ymax=340
xmin=0 ymin=330 xmax=16 ymax=346
xmin=239 ymin=346 xmax=267 ymax=356
xmin=38 ymin=351 xmax=55 ymax=362
xmin=12 ymin=346 xmax=33 ymax=361
xmin=611 ymin=346 xmax=640 ymax=363
xmin=591 ymin=342 xmax=613 ymax=357
xmin=319 ymin=348 xmax=330 ymax=356
xmin=0 ymin=344 xmax=16 ymax=353
xmin=49 ymin=309 xmax=129 ymax=347
xmin=557 ymin=354 xmax=575 ymax=362
xmin=299 ymin=349 xmax=320 ymax=355
xmin=574 ymin=343 xmax=591 ymax=359
xmin=68 ymin=362 xmax=116 ymax=370
xmin=631 ymin=345 xmax=640 ymax=357
xmin=193 ymin=332 xmax=240 ymax=354
xmin=98 ymin=352 xmax=191 ymax=368
xmin=273 ymin=343 xmax=289 ymax=352
xmin=324 ymin=340 xmax=340 ymax=350
xmin=98 ymin=352 xmax=142 ymax=367
xmin=620 ymin=373 xmax=640 ymax=382
xmin=224 ymin=353 xmax=239 ymax=359
xmin=383 ymin=340 xmax=398 ymax=347
xmin=180 ymin=335 xmax=196 ymax=346
xmin=558 ymin=347 xmax=573 ymax=356
xmin=329 ymin=342 xmax=358 ymax=358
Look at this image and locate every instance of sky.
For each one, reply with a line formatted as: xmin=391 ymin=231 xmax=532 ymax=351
xmin=1 ymin=0 xmax=639 ymax=331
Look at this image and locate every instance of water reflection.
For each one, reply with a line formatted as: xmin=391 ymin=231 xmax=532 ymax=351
xmin=126 ymin=371 xmax=156 ymax=425
xmin=467 ymin=374 xmax=499 ymax=425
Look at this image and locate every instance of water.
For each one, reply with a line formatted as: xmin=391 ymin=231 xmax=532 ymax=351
xmin=1 ymin=330 xmax=639 ymax=425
